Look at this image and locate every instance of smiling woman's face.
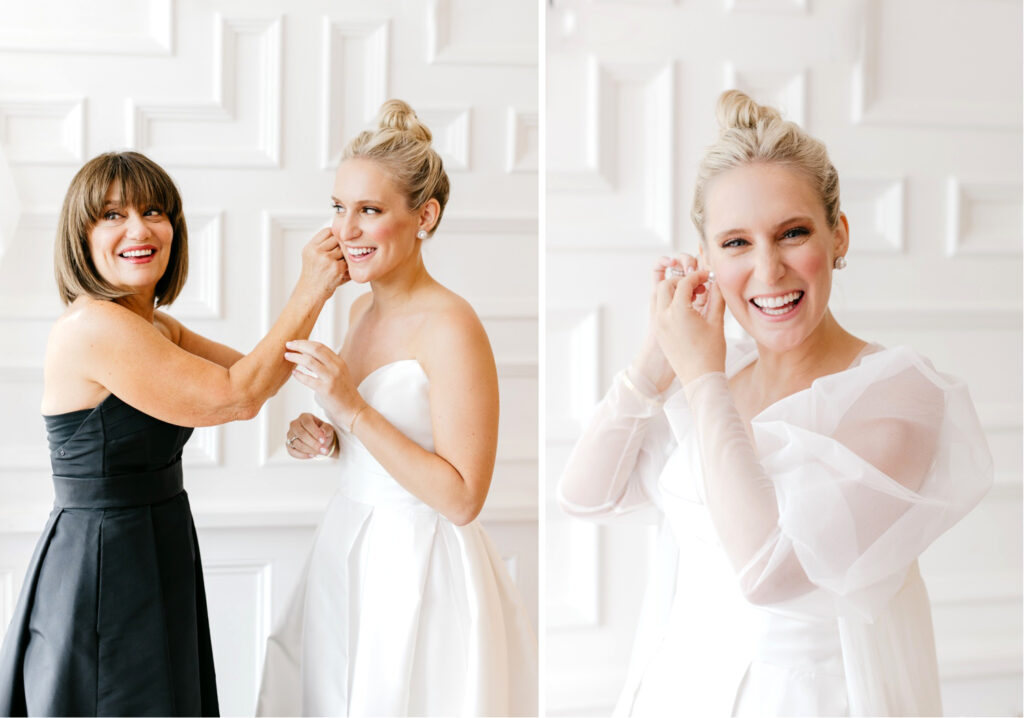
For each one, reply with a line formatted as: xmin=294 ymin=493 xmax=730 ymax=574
xmin=701 ymin=162 xmax=847 ymax=354
xmin=330 ymin=158 xmax=424 ymax=284
xmin=87 ymin=182 xmax=173 ymax=295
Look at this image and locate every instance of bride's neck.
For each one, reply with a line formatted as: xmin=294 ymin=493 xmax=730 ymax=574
xmin=367 ymin=255 xmax=433 ymax=312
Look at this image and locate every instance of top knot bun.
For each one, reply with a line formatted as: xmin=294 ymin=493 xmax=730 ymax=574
xmin=716 ymin=89 xmax=782 ymax=132
xmin=376 ymin=99 xmax=432 ymax=142
xmin=692 ymin=89 xmax=841 ymax=238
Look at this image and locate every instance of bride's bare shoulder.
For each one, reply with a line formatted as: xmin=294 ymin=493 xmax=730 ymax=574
xmin=417 ymin=289 xmax=491 ymax=371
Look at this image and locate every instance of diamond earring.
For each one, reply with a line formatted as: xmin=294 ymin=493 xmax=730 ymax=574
xmin=833 ymin=256 xmax=847 ymax=270
xmin=417 ymin=230 xmax=427 ymax=240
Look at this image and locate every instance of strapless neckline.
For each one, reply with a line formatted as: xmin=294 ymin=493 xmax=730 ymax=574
xmin=356 ymin=359 xmax=427 ymax=391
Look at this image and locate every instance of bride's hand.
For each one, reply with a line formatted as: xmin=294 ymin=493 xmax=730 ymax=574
xmin=284 ymin=340 xmax=368 ymax=428
xmin=631 ymin=254 xmax=700 ymax=393
xmin=653 ymin=267 xmax=727 ymax=386
xmin=285 ymin=412 xmax=337 ymax=459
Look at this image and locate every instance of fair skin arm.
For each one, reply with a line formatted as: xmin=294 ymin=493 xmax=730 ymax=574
xmin=285 ymin=304 xmax=499 ymax=526
xmin=154 ymin=311 xmax=244 ymax=369
xmin=47 ymin=230 xmax=346 ymax=426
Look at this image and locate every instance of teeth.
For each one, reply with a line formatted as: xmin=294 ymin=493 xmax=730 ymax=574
xmin=348 ymin=247 xmax=375 ymax=256
xmin=752 ymin=291 xmax=802 ymax=309
xmin=121 ymin=249 xmax=154 ymax=258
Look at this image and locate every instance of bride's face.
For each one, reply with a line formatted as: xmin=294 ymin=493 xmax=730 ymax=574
xmin=331 ymin=158 xmax=423 ymax=284
xmin=701 ymin=162 xmax=848 ymax=354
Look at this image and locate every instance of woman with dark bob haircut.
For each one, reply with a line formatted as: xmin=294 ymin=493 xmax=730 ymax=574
xmin=0 ymin=151 xmax=347 ymax=716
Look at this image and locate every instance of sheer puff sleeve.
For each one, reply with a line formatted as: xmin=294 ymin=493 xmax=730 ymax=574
xmin=683 ymin=345 xmax=993 ymax=621
xmin=557 ymin=366 xmax=675 ymax=519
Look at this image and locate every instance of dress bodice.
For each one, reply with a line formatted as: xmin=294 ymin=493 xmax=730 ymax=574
xmin=45 ymin=393 xmax=193 ymax=479
xmin=332 ymin=360 xmax=435 ymax=508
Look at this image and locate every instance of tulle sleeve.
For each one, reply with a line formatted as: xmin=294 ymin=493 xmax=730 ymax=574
xmin=557 ymin=367 xmax=675 ymax=519
xmin=679 ymin=346 xmax=993 ymax=620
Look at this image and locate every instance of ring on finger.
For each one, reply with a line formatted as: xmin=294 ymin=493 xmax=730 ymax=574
xmin=666 ymin=265 xmax=687 ymax=278
xmin=286 ymin=435 xmax=297 ymax=447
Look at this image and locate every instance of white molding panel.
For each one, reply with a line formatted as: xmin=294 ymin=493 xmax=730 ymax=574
xmin=841 ymin=176 xmax=905 ymax=254
xmin=546 ymin=307 xmax=601 ymax=443
xmin=851 ymin=0 xmax=1022 ymax=129
xmin=440 ymin=215 xmax=538 ymax=236
xmin=548 ymin=57 xmax=675 ymax=249
xmin=0 ymin=569 xmax=13 ymax=632
xmin=417 ymin=106 xmax=472 ymax=171
xmin=0 ymin=97 xmax=84 ymax=165
xmin=204 ymin=559 xmax=273 ymax=716
xmin=506 ymin=107 xmax=539 ymax=173
xmin=426 ymin=0 xmax=536 ymax=66
xmin=0 ymin=0 xmax=173 ymax=55
xmin=547 ymin=518 xmax=600 ymax=629
xmin=183 ymin=427 xmax=222 ymax=468
xmin=128 ymin=14 xmax=282 ymax=167
xmin=723 ymin=64 xmax=807 ymax=127
xmin=172 ymin=211 xmax=224 ymax=320
xmin=319 ymin=17 xmax=390 ymax=169
xmin=0 ymin=210 xmax=62 ymax=320
xmin=0 ymin=367 xmax=47 ymax=471
xmin=724 ymin=0 xmax=807 ymax=12
xmin=946 ymin=178 xmax=1024 ymax=258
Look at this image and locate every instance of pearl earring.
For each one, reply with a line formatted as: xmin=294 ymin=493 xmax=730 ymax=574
xmin=417 ymin=230 xmax=427 ymax=240
xmin=833 ymin=256 xmax=847 ymax=270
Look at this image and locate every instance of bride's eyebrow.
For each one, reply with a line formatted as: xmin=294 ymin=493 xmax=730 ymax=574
xmin=774 ymin=215 xmax=815 ymax=229
xmin=713 ymin=226 xmax=747 ymax=241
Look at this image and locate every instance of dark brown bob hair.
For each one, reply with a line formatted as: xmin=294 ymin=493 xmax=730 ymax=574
xmin=55 ymin=151 xmax=188 ymax=307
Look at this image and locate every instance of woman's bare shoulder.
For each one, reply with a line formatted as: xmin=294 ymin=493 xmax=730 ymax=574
xmin=416 ymin=286 xmax=492 ymax=371
xmin=420 ymin=285 xmax=484 ymax=334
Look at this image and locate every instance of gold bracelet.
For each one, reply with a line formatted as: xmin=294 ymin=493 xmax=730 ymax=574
xmin=348 ymin=405 xmax=368 ymax=433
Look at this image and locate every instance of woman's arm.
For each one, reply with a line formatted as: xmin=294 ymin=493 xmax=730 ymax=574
xmin=154 ymin=310 xmax=243 ymax=369
xmin=59 ymin=229 xmax=346 ymax=427
xmin=682 ymin=366 xmax=945 ymax=606
xmin=558 ymin=255 xmax=693 ymax=518
xmin=556 ymin=368 xmax=667 ymax=517
xmin=284 ymin=302 xmax=499 ymax=526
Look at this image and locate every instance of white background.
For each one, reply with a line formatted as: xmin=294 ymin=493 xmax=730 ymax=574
xmin=546 ymin=0 xmax=1022 ymax=715
xmin=0 ymin=0 xmax=538 ymax=715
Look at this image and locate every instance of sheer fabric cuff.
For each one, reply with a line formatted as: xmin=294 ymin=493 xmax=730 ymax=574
xmin=557 ymin=370 xmax=667 ymax=517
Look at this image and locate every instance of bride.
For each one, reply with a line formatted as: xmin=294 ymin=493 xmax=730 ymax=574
xmin=256 ymin=100 xmax=537 ymax=717
xmin=558 ymin=91 xmax=992 ymax=716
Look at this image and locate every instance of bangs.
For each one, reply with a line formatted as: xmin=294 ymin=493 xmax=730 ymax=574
xmin=83 ymin=154 xmax=181 ymax=221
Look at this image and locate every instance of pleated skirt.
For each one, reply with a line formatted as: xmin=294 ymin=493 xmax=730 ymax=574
xmin=0 ymin=469 xmax=219 ymax=716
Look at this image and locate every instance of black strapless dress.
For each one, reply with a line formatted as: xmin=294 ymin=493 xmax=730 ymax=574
xmin=0 ymin=394 xmax=219 ymax=716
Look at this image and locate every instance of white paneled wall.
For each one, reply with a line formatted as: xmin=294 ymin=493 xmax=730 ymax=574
xmin=546 ymin=0 xmax=1022 ymax=715
xmin=0 ymin=1 xmax=537 ymax=715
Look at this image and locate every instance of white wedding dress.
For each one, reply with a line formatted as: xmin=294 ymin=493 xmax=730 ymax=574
xmin=256 ymin=360 xmax=538 ymax=717
xmin=559 ymin=338 xmax=992 ymax=716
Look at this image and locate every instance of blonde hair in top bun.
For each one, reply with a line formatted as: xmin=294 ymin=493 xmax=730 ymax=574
xmin=691 ymin=90 xmax=840 ymax=241
xmin=342 ymin=99 xmax=450 ymax=236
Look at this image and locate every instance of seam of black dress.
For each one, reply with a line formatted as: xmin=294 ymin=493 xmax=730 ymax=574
xmin=95 ymin=510 xmax=104 ymax=714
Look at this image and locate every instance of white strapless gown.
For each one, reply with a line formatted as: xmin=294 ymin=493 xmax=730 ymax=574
xmin=256 ymin=360 xmax=538 ymax=717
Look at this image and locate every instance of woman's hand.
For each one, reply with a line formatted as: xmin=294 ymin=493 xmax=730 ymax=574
xmin=653 ymin=266 xmax=727 ymax=386
xmin=298 ymin=228 xmax=349 ymax=300
xmin=631 ymin=254 xmax=700 ymax=393
xmin=284 ymin=340 xmax=368 ymax=428
xmin=285 ymin=412 xmax=337 ymax=459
